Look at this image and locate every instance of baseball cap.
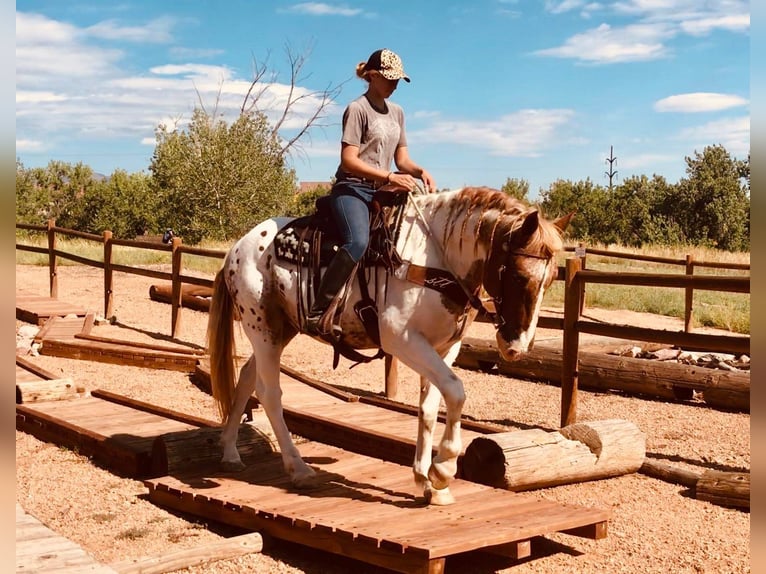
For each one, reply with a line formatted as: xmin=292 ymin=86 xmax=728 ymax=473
xmin=363 ymin=49 xmax=411 ymax=83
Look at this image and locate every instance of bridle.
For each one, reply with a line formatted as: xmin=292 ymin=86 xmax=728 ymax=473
xmin=488 ymin=247 xmax=551 ymax=329
xmin=407 ymin=193 xmax=552 ymax=330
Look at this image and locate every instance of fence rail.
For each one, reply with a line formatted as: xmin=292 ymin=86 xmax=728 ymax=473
xmin=17 ymin=221 xmax=750 ymax=424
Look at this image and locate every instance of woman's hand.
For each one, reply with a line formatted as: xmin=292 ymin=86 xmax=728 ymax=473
xmin=419 ymin=169 xmax=436 ymax=193
xmin=388 ymin=171 xmax=420 ymax=192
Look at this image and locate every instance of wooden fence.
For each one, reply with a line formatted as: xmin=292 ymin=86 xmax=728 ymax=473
xmin=16 ymin=221 xmax=750 ymax=425
xmin=16 ymin=220 xmax=223 ymax=338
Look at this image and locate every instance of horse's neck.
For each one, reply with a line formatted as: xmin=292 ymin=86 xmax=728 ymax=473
xmin=399 ymin=191 xmax=491 ymax=280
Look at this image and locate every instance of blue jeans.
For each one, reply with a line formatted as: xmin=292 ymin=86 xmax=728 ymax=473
xmin=330 ymin=182 xmax=373 ymax=262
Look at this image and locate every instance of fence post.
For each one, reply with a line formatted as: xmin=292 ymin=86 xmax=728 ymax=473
xmin=384 ymin=355 xmax=399 ymax=399
xmin=171 ymin=237 xmax=183 ymax=338
xmin=47 ymin=219 xmax=58 ymax=298
xmin=575 ymin=242 xmax=587 ymax=315
xmin=103 ymin=230 xmax=114 ymax=320
xmin=561 ymin=256 xmax=583 ymax=427
xmin=684 ymin=254 xmax=694 ymax=333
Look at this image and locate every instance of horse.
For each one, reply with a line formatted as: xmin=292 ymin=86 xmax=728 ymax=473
xmin=207 ymin=186 xmax=572 ymax=505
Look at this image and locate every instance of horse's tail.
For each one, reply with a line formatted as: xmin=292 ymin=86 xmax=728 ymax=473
xmin=207 ymin=267 xmax=236 ymax=423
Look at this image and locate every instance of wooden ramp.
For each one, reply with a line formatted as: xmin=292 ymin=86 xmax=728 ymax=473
xmin=17 ymin=503 xmax=118 ymax=573
xmin=16 ymin=390 xmax=212 ymax=478
xmin=16 ymin=370 xmax=610 ymax=572
xmin=147 ymin=440 xmax=609 ymax=574
xmin=16 ymin=292 xmax=88 ymax=325
xmin=195 ymin=362 xmax=505 ymax=469
xmin=35 ymin=314 xmax=202 ymax=372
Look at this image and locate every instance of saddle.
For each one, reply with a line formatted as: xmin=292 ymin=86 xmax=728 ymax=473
xmin=274 ymin=187 xmax=409 ymax=367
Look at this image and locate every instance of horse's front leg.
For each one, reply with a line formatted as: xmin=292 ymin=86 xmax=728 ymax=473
xmin=413 ymin=377 xmax=441 ymax=489
xmin=426 ymin=340 xmax=465 ymax=504
xmin=220 ymin=356 xmax=257 ymax=471
xmin=387 ymin=337 xmax=465 ymax=505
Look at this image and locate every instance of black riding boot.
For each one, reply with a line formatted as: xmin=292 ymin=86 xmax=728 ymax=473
xmin=305 ymin=248 xmax=358 ymax=336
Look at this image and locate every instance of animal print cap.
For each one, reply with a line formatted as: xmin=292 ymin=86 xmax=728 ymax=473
xmin=364 ymin=49 xmax=411 ymax=83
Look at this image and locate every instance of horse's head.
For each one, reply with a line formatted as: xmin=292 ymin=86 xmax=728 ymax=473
xmin=483 ymin=209 xmax=573 ymax=362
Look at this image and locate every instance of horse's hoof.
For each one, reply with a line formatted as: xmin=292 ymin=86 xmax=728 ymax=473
xmin=427 ymin=463 xmax=452 ymax=491
xmin=291 ymin=468 xmax=317 ymax=489
xmin=221 ymin=460 xmax=247 ymax=472
xmin=426 ymin=487 xmax=455 ymax=506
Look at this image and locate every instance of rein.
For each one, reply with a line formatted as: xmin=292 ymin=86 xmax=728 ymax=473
xmin=406 ymin=194 xmax=551 ymax=329
xmin=406 ymin=194 xmax=493 ymax=319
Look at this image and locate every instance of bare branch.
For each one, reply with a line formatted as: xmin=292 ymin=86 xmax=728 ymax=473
xmin=238 ymin=42 xmax=347 ymax=159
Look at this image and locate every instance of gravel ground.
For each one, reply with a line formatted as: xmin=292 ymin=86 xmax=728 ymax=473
xmin=15 ymin=264 xmax=750 ymax=573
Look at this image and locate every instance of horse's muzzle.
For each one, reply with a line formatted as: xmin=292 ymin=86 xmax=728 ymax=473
xmin=495 ymin=331 xmax=534 ymax=362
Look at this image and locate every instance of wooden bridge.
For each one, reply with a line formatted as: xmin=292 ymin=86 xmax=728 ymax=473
xmin=16 ymin=294 xmax=611 ymax=573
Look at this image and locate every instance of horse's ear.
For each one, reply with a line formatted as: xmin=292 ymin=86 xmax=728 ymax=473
xmin=553 ymin=211 xmax=575 ymax=233
xmin=515 ymin=210 xmax=540 ymax=243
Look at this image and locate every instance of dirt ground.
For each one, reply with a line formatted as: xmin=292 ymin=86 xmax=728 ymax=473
xmin=15 ymin=264 xmax=750 ymax=573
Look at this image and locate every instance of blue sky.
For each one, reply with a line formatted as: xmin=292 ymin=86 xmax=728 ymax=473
xmin=16 ymin=1 xmax=750 ymax=198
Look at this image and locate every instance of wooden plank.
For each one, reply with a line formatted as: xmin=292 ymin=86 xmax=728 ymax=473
xmin=16 ymin=396 xmax=199 ymax=478
xmin=16 ymin=504 xmax=118 ymax=573
xmin=16 ymin=355 xmax=62 ymax=381
xmin=109 ymin=532 xmax=263 ymax=574
xmin=16 ymin=378 xmax=80 ymax=403
xmin=16 ymin=294 xmax=88 ymax=325
xmin=146 ymin=441 xmax=610 ymax=572
xmin=40 ymin=338 xmax=199 ymax=372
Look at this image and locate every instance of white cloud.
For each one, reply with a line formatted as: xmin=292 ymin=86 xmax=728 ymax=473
xmin=413 ymin=109 xmax=576 ymax=157
xmin=617 ymin=152 xmax=677 ymax=169
xmin=680 ymin=14 xmax=749 ymax=35
xmin=534 ymin=22 xmax=671 ymax=63
xmin=537 ymin=0 xmax=749 ymax=63
xmin=16 ymin=139 xmax=46 ymax=152
xmin=15 ymin=11 xmax=342 ymax=157
xmin=84 ymin=16 xmax=177 ymax=43
xmin=678 ymin=116 xmax=750 ymax=156
xmin=654 ymin=93 xmax=749 ymax=113
xmin=285 ymin=3 xmax=364 ymax=16
xmin=545 ymin=0 xmax=587 ymax=14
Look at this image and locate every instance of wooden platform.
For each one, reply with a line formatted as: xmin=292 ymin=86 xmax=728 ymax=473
xmin=33 ymin=314 xmax=201 ymax=372
xmin=17 ymin=503 xmax=118 ymax=573
xmin=16 ymin=292 xmax=88 ymax=325
xmin=194 ymin=362 xmax=505 ymax=470
xmin=16 ymin=391 xmax=211 ymax=478
xmin=146 ymin=440 xmax=609 ymax=573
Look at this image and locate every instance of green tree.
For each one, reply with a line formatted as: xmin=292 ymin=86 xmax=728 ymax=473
xmin=668 ymin=145 xmax=749 ymax=251
xmin=149 ymin=45 xmax=341 ymax=243
xmin=287 ymin=184 xmax=331 ymax=217
xmin=500 ymin=177 xmax=530 ymax=204
xmin=80 ymin=170 xmax=158 ymax=238
xmin=150 ymin=109 xmax=297 ymax=243
xmin=538 ymin=178 xmax=611 ymax=242
xmin=15 ymin=160 xmax=99 ymax=228
xmin=607 ymin=174 xmax=684 ymax=246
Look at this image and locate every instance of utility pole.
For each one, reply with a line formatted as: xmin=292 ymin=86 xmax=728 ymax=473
xmin=605 ymin=145 xmax=618 ymax=190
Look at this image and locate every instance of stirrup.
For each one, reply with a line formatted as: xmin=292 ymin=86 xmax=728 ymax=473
xmin=304 ymin=311 xmax=342 ymax=338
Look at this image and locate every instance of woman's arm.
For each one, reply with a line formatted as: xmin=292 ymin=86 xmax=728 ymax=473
xmin=394 ymin=146 xmax=435 ymax=192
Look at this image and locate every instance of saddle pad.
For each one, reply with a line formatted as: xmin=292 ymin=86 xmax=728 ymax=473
xmin=274 ymin=217 xmax=339 ymax=267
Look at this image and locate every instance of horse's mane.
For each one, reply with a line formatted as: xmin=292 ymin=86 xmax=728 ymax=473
xmin=428 ymin=186 xmax=563 ymax=257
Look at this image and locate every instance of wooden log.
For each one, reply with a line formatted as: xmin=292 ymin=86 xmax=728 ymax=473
xmin=15 ymin=378 xmax=82 ymax=404
xmin=640 ymin=459 xmax=700 ymax=488
xmin=110 ymin=532 xmax=264 ymax=574
xmin=461 ymin=419 xmax=645 ymax=491
xmin=696 ymin=469 xmax=750 ymax=510
xmin=149 ymin=284 xmax=212 ymax=312
xmin=455 ymin=337 xmax=750 ymax=410
xmin=151 ymin=422 xmax=276 ymax=476
xmin=701 ymin=387 xmax=749 ymax=412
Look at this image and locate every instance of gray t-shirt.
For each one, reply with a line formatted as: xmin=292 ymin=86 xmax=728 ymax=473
xmin=334 ymin=95 xmax=407 ymax=182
